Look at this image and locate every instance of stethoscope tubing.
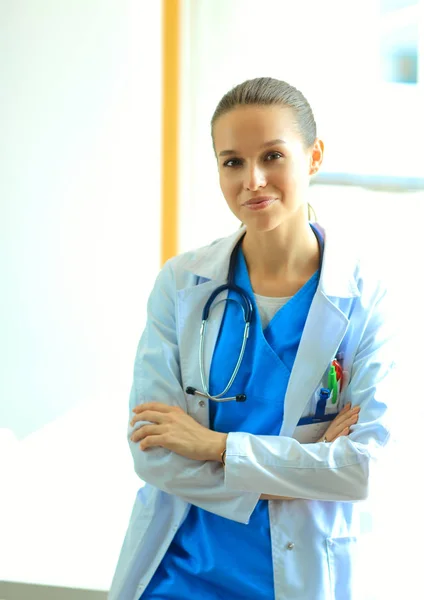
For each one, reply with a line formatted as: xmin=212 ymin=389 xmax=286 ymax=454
xmin=186 ymin=226 xmax=323 ymax=403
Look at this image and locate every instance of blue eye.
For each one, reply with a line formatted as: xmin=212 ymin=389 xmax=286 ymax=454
xmin=223 ymin=158 xmax=243 ymax=168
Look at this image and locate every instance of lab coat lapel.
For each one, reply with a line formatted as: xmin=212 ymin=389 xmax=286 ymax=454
xmin=280 ymin=290 xmax=349 ymax=437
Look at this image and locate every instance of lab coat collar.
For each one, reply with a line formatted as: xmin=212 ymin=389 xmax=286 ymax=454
xmin=181 ymin=223 xmax=360 ymax=299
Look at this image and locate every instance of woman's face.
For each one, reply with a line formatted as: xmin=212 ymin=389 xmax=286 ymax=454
xmin=213 ymin=105 xmax=323 ymax=232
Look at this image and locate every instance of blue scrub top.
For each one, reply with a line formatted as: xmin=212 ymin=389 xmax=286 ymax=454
xmin=142 ymin=240 xmax=320 ymax=600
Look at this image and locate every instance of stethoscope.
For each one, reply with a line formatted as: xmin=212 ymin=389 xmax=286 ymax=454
xmin=185 ymin=225 xmax=324 ymax=403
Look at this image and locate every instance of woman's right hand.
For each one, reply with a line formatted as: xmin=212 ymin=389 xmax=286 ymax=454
xmin=318 ymin=402 xmax=360 ymax=443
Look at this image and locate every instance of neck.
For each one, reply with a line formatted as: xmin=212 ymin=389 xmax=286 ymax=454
xmin=241 ymin=216 xmax=320 ymax=282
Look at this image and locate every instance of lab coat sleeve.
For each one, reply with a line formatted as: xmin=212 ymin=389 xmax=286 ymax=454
xmin=224 ymin=284 xmax=397 ymax=502
xmin=128 ymin=260 xmax=260 ymax=524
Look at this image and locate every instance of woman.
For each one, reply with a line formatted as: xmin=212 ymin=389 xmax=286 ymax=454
xmin=109 ymin=78 xmax=395 ymax=600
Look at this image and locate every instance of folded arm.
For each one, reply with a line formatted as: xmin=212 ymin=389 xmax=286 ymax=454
xmin=128 ymin=261 xmax=259 ymax=524
xmin=257 ymin=404 xmax=360 ymax=500
xmin=224 ymin=288 xmax=396 ymax=502
xmin=130 ymin=263 xmax=395 ymax=507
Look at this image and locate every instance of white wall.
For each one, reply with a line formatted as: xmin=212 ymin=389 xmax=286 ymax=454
xmin=1 ymin=0 xmax=162 ymax=591
xmin=179 ymin=0 xmax=375 ymax=250
xmin=179 ymin=0 xmax=424 ymax=250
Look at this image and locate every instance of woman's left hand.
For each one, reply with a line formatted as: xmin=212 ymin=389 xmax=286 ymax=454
xmin=130 ymin=402 xmax=227 ymax=462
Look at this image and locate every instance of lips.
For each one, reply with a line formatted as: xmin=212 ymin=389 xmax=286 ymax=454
xmin=243 ymin=196 xmax=277 ymax=206
xmin=242 ymin=196 xmax=278 ymax=211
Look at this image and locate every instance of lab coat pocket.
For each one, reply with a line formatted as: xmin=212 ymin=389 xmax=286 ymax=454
xmin=326 ymin=536 xmax=358 ymax=600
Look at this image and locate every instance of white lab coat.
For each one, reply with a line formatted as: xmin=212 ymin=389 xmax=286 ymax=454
xmin=109 ymin=224 xmax=395 ymax=600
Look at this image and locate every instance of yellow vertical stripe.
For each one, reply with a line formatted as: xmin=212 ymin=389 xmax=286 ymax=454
xmin=161 ymin=0 xmax=180 ymax=264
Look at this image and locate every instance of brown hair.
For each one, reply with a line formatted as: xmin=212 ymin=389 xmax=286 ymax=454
xmin=211 ymin=77 xmax=317 ymax=221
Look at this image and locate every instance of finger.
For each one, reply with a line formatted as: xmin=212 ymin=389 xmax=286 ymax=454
xmin=130 ymin=414 xmax=153 ymax=427
xmin=339 ymin=405 xmax=359 ymax=419
xmin=133 ymin=402 xmax=170 ymax=414
xmin=333 ymin=414 xmax=359 ymax=437
xmin=328 ymin=412 xmax=350 ymax=432
xmin=333 ymin=427 xmax=350 ymax=441
xmin=130 ymin=424 xmax=164 ymax=443
xmin=339 ymin=412 xmax=359 ymax=430
xmin=338 ymin=412 xmax=359 ymax=429
xmin=131 ymin=410 xmax=167 ymax=426
xmin=338 ymin=404 xmax=359 ymax=419
xmin=140 ymin=433 xmax=169 ymax=451
xmin=327 ymin=421 xmax=348 ymax=439
xmin=332 ymin=407 xmax=359 ymax=428
xmin=130 ymin=410 xmax=162 ymax=426
xmin=332 ymin=404 xmax=350 ymax=420
xmin=136 ymin=403 xmax=184 ymax=413
xmin=330 ymin=427 xmax=349 ymax=442
xmin=327 ymin=412 xmax=358 ymax=439
xmin=347 ymin=413 xmax=359 ymax=426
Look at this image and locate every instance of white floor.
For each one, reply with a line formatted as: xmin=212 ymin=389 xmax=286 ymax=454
xmin=0 ymin=582 xmax=107 ymax=600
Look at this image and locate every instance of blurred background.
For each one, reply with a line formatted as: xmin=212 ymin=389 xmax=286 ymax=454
xmin=0 ymin=0 xmax=422 ymax=598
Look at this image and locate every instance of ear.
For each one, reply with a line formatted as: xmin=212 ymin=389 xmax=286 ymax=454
xmin=309 ymin=138 xmax=324 ymax=176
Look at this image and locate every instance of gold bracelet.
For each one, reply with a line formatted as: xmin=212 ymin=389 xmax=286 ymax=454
xmin=220 ymin=448 xmax=226 ymax=466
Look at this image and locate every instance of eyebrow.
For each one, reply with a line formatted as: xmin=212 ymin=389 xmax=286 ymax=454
xmin=218 ymin=138 xmax=287 ymax=157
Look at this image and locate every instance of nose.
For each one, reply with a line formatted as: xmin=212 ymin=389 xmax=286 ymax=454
xmin=243 ymin=164 xmax=266 ymax=191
